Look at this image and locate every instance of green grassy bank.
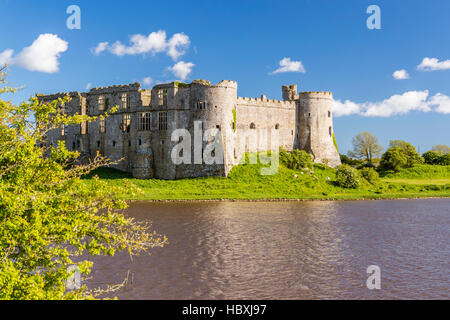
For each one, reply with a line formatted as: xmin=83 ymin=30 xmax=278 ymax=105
xmin=83 ymin=163 xmax=450 ymax=201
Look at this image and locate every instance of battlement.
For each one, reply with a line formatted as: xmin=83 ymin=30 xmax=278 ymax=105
xmin=298 ymin=91 xmax=333 ymax=100
xmin=37 ymin=91 xmax=82 ymax=101
xmin=89 ymin=82 xmax=141 ymax=94
xmin=237 ymin=96 xmax=296 ymax=108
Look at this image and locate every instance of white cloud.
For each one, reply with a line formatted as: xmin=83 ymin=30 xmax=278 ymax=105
xmin=417 ymin=57 xmax=450 ymax=71
xmin=85 ymin=83 xmax=92 ymax=90
xmin=142 ymin=77 xmax=153 ymax=86
xmin=94 ymin=30 xmax=190 ymax=61
xmin=168 ymin=61 xmax=194 ymax=81
xmin=166 ymin=33 xmax=190 ymax=60
xmin=0 ymin=49 xmax=14 ymax=65
xmin=270 ymin=57 xmax=306 ymax=74
xmin=429 ymin=93 xmax=450 ymax=114
xmin=333 ymin=90 xmax=450 ymax=117
xmin=0 ymin=34 xmax=68 ymax=73
xmin=392 ymin=69 xmax=410 ymax=80
xmin=332 ymin=99 xmax=362 ymax=117
xmin=92 ymin=41 xmax=109 ymax=55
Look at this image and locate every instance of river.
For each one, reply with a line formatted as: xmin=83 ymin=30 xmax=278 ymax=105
xmin=86 ymin=199 xmax=449 ymax=299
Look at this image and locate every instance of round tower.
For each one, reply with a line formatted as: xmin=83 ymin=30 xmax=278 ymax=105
xmin=297 ymin=91 xmax=341 ymax=167
xmin=188 ymin=80 xmax=238 ymax=176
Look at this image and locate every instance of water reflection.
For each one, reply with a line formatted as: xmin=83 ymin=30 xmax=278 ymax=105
xmin=87 ymin=199 xmax=450 ymax=299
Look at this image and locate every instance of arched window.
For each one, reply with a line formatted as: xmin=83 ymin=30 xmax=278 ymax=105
xmin=329 ymin=126 xmax=332 ymax=136
xmin=250 ymin=123 xmax=256 ymax=129
xmin=275 ymin=123 xmax=280 ymax=130
xmin=328 ymin=110 xmax=331 ymax=118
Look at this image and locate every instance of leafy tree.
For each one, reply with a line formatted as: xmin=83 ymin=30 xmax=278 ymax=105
xmin=387 ymin=140 xmax=423 ymax=167
xmin=348 ymin=132 xmax=383 ymax=163
xmin=379 ymin=147 xmax=408 ymax=172
xmin=422 ymin=150 xmax=442 ymax=165
xmin=0 ymin=66 xmax=167 ymax=299
xmin=438 ymin=153 xmax=450 ymax=165
xmin=432 ymin=144 xmax=450 ymax=154
xmin=335 ymin=164 xmax=360 ymax=188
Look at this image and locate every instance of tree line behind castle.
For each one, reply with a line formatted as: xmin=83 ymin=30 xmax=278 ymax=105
xmin=333 ymin=132 xmax=450 ymax=189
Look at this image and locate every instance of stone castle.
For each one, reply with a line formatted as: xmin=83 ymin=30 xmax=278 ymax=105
xmin=39 ymin=80 xmax=341 ymax=179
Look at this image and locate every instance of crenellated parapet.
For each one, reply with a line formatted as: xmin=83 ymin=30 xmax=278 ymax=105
xmin=89 ymin=82 xmax=141 ymax=95
xmin=298 ymin=91 xmax=333 ymax=100
xmin=237 ymin=96 xmax=296 ymax=109
xmin=37 ymin=91 xmax=83 ymax=102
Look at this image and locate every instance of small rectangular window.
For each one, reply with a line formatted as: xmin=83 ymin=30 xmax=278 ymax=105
xmin=99 ymin=118 xmax=106 ymax=133
xmin=158 ymin=89 xmax=164 ymax=106
xmin=98 ymin=96 xmax=105 ymax=111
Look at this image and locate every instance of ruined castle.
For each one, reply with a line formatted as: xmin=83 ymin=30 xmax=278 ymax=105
xmin=39 ymin=80 xmax=341 ymax=179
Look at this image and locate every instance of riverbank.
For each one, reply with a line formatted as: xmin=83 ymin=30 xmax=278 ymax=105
xmin=83 ymin=163 xmax=450 ymax=201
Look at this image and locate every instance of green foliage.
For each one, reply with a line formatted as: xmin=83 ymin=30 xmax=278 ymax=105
xmin=380 ymin=147 xmax=408 ymax=172
xmin=423 ymin=150 xmax=442 ymax=165
xmin=438 ymin=153 xmax=450 ymax=165
xmin=423 ymin=150 xmax=450 ymax=166
xmin=174 ymin=81 xmax=190 ymax=88
xmin=0 ymin=66 xmax=167 ymax=299
xmin=231 ymin=107 xmax=237 ymax=133
xmin=340 ymin=154 xmax=364 ymax=166
xmin=279 ymin=149 xmax=313 ymax=170
xmin=360 ymin=167 xmax=380 ymax=184
xmin=336 ymin=164 xmax=360 ymax=189
xmin=381 ymin=164 xmax=450 ymax=179
xmin=380 ymin=140 xmax=423 ymax=172
xmin=332 ymin=132 xmax=339 ymax=153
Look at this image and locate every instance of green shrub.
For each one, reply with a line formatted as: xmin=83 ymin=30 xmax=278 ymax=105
xmin=381 ymin=141 xmax=423 ymax=171
xmin=340 ymin=154 xmax=364 ymax=166
xmin=280 ymin=149 xmax=313 ymax=170
xmin=423 ymin=151 xmax=442 ymax=165
xmin=336 ymin=164 xmax=360 ymax=188
xmin=360 ymin=167 xmax=379 ymax=184
xmin=437 ymin=153 xmax=450 ymax=166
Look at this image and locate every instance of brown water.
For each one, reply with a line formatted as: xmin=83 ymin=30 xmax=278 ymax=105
xmin=87 ymin=199 xmax=450 ymax=299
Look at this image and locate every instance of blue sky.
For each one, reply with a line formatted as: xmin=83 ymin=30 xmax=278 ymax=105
xmin=1 ymin=0 xmax=449 ymax=154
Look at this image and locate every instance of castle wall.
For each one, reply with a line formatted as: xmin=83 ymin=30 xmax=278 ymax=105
xmin=235 ymin=97 xmax=296 ymax=161
xmin=39 ymin=80 xmax=341 ymax=180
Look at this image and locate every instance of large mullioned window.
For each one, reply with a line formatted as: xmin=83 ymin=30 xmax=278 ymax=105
xmin=139 ymin=112 xmax=151 ymax=131
xmin=158 ymin=111 xmax=168 ymax=131
xmin=122 ymin=93 xmax=131 ymax=109
xmin=122 ymin=114 xmax=131 ymax=133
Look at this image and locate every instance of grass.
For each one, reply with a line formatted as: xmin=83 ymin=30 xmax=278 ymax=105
xmin=83 ymin=162 xmax=450 ymax=201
